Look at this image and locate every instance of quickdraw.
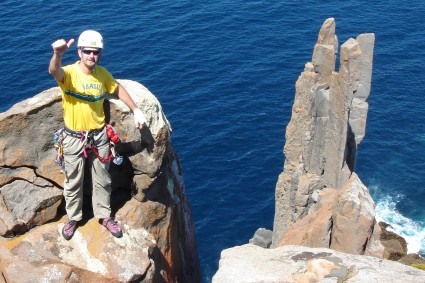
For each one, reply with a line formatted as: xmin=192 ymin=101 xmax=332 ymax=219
xmin=53 ymin=128 xmax=66 ymax=174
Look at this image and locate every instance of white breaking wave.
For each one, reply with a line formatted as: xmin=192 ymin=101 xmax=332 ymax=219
xmin=375 ymin=195 xmax=425 ymax=256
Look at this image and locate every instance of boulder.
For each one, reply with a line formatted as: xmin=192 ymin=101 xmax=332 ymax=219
xmin=249 ymin=228 xmax=273 ymax=248
xmin=330 ymin=173 xmax=379 ymax=255
xmin=379 ymin=222 xmax=408 ymax=260
xmin=0 ymin=80 xmax=200 ymax=282
xmin=276 ymin=174 xmax=383 ymax=257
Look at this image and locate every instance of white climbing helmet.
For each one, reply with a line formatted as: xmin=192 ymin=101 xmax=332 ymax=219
xmin=77 ymin=30 xmax=103 ymax=49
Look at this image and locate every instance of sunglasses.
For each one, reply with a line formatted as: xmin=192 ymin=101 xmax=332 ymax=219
xmin=81 ymin=48 xmax=101 ymax=55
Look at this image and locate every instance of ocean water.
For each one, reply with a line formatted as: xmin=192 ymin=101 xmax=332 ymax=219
xmin=1 ymin=0 xmax=424 ymax=282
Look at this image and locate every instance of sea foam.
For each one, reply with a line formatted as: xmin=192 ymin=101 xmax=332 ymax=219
xmin=375 ymin=195 xmax=425 ymax=256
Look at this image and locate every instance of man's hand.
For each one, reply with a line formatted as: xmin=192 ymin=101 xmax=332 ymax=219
xmin=133 ymin=108 xmax=146 ymax=129
xmin=49 ymin=38 xmax=74 ymax=82
xmin=51 ymin=38 xmax=74 ymax=55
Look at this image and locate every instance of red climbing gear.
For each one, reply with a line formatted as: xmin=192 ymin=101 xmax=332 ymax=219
xmin=106 ymin=124 xmax=120 ymax=144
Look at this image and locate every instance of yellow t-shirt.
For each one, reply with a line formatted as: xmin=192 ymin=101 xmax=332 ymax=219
xmin=58 ymin=62 xmax=118 ymax=131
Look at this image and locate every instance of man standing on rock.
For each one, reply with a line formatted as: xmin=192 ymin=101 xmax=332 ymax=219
xmin=48 ymin=30 xmax=146 ymax=240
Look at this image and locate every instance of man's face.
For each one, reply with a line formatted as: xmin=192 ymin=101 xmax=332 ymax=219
xmin=78 ymin=47 xmax=102 ymax=69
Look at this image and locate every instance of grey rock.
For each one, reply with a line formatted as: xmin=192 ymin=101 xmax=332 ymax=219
xmin=249 ymin=228 xmax=273 ymax=248
xmin=272 ymin=18 xmax=379 ymax=258
xmin=213 ymin=244 xmax=425 ymax=283
xmin=0 ymin=179 xmax=62 ymax=235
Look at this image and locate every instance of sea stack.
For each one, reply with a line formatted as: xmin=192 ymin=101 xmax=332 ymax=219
xmin=213 ymin=18 xmax=425 ymax=283
xmin=271 ymin=18 xmax=381 ymax=255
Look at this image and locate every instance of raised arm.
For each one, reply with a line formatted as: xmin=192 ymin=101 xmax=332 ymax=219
xmin=48 ymin=38 xmax=74 ymax=83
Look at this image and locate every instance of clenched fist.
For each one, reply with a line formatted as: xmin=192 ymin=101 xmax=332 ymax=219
xmin=51 ymin=38 xmax=74 ymax=55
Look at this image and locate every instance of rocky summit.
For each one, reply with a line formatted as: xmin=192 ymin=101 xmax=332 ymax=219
xmin=0 ymin=80 xmax=200 ymax=282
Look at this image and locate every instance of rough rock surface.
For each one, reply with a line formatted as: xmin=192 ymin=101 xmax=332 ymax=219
xmin=212 ymin=244 xmax=425 ymax=283
xmin=276 ymin=173 xmax=383 ymax=257
xmin=399 ymin=253 xmax=425 ymax=267
xmin=0 ymin=80 xmax=200 ymax=282
xmin=379 ymin=222 xmax=408 ymax=261
xmin=249 ymin=228 xmax=273 ymax=249
xmin=271 ymin=18 xmax=382 ymax=256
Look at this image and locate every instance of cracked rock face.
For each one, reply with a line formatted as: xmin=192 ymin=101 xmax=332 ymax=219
xmin=0 ymin=80 xmax=200 ymax=282
xmin=271 ymin=18 xmax=383 ymax=257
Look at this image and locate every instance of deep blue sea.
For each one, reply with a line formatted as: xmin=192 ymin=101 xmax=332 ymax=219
xmin=1 ymin=0 xmax=424 ymax=281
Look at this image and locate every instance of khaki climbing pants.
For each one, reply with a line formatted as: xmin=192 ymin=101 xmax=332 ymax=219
xmin=62 ymin=127 xmax=111 ymax=221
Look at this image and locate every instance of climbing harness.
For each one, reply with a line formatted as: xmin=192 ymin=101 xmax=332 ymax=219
xmin=53 ymin=124 xmax=123 ymax=175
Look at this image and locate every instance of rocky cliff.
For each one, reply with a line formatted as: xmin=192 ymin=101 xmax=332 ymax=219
xmin=213 ymin=18 xmax=425 ymax=282
xmin=272 ymin=18 xmax=382 ymax=256
xmin=0 ymin=80 xmax=200 ymax=282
